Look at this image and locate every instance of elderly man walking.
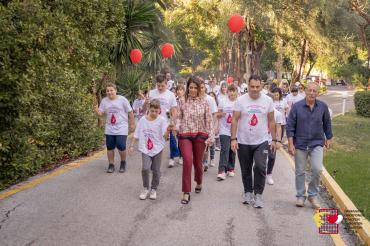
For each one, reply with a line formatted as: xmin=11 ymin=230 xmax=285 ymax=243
xmin=286 ymin=82 xmax=333 ymax=209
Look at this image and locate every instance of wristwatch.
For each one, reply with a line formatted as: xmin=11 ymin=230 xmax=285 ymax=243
xmin=231 ymin=138 xmax=237 ymax=141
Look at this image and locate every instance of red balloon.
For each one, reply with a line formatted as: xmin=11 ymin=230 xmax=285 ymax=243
xmin=130 ymin=49 xmax=142 ymax=64
xmin=161 ymin=43 xmax=175 ymax=58
xmin=228 ymin=14 xmax=245 ymax=33
xmin=227 ymin=76 xmax=234 ymax=84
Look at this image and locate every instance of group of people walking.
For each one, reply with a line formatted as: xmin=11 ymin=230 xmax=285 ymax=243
xmin=94 ymin=73 xmax=333 ymax=209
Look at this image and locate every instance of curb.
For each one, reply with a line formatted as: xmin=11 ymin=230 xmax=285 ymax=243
xmin=280 ymin=148 xmax=370 ymax=246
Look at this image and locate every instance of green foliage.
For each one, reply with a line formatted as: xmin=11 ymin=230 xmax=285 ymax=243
xmin=116 ymin=68 xmax=151 ymax=102
xmin=0 ymin=0 xmax=123 ymax=189
xmin=354 ymin=91 xmax=370 ymax=117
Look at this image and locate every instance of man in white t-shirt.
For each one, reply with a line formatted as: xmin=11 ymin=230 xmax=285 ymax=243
xmin=94 ymin=83 xmax=135 ymax=173
xmin=231 ymin=75 xmax=277 ymax=208
xmin=199 ymin=80 xmax=218 ymax=171
xmin=285 ymin=85 xmax=304 ymax=116
xmin=166 ymin=72 xmax=175 ymax=90
xmin=147 ymin=74 xmax=178 ymax=167
xmin=209 ymin=77 xmax=220 ymax=95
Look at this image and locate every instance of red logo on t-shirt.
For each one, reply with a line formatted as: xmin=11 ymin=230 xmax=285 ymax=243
xmin=227 ymin=114 xmax=232 ymax=124
xmin=111 ymin=114 xmax=116 ymax=125
xmin=147 ymin=138 xmax=154 ymax=150
xmin=250 ymin=114 xmax=258 ymax=126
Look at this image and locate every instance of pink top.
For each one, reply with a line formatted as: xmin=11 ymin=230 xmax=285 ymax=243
xmin=177 ymin=96 xmax=214 ymax=143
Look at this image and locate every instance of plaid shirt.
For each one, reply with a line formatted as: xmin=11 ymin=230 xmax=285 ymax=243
xmin=177 ymin=96 xmax=214 ymax=142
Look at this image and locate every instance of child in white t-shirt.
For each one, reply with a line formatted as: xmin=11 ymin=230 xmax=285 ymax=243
xmin=129 ymin=99 xmax=171 ymax=200
xmin=216 ymin=84 xmax=238 ymax=180
xmin=132 ymin=90 xmax=146 ymax=121
xmin=271 ymin=87 xmax=288 ymax=141
xmin=266 ymin=109 xmax=283 ymax=185
xmin=94 ymin=83 xmax=135 ymax=173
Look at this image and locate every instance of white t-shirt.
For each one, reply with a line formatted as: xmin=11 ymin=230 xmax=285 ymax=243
xmin=99 ymin=95 xmax=132 ymax=135
xmin=273 ymin=100 xmax=288 ymax=125
xmin=268 ymin=109 xmax=283 ymax=144
xmin=285 ymin=93 xmax=304 ymax=115
xmin=132 ymin=98 xmax=145 ymax=119
xmin=148 ymin=89 xmax=177 ymax=118
xmin=219 ymin=97 xmax=236 ymax=136
xmin=234 ymin=93 xmax=274 ymax=145
xmin=217 ymin=93 xmax=228 ymax=105
xmin=134 ymin=116 xmax=168 ymax=157
xmin=205 ymin=94 xmax=218 ymax=114
xmin=262 ymin=89 xmax=269 ymax=95
xmin=240 ymin=83 xmax=248 ymax=93
xmin=167 ymin=80 xmax=175 ymax=90
xmin=209 ymin=85 xmax=220 ymax=95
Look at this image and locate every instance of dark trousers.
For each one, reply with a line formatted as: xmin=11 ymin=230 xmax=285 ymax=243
xmin=237 ymin=141 xmax=269 ymax=195
xmin=267 ymin=144 xmax=276 ymax=174
xmin=179 ymin=137 xmax=206 ymax=193
xmin=218 ymin=135 xmax=236 ymax=172
xmin=170 ymin=131 xmax=180 ymax=159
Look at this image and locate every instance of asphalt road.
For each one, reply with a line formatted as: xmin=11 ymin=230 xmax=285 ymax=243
xmin=318 ymin=86 xmax=355 ymax=116
xmin=0 ymin=87 xmax=355 ymax=246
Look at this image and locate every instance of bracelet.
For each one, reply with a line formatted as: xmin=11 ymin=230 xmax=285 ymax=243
xmin=231 ymin=138 xmax=237 ymax=141
xmin=272 ymin=139 xmax=277 ymax=142
xmin=277 ymin=140 xmax=282 ymax=143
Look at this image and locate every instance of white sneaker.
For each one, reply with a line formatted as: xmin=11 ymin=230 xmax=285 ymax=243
xmin=227 ymin=170 xmax=235 ymax=177
xmin=174 ymin=157 xmax=180 ymax=164
xmin=243 ymin=192 xmax=254 ymax=204
xmin=149 ymin=189 xmax=157 ymax=200
xmin=266 ymin=174 xmax=274 ymax=185
xmin=254 ymin=194 xmax=264 ymax=208
xmin=215 ymin=147 xmax=220 ymax=151
xmin=139 ymin=189 xmax=149 ymax=200
xmin=217 ymin=172 xmax=226 ymax=181
xmin=209 ymin=160 xmax=215 ymax=167
xmin=178 ymin=157 xmax=183 ymax=165
xmin=168 ymin=159 xmax=175 ymax=168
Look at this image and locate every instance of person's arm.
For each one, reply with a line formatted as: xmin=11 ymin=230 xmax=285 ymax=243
xmin=230 ymin=111 xmax=241 ymax=152
xmin=268 ymin=111 xmax=277 ymax=152
xmin=204 ymin=103 xmax=214 ymax=146
xmin=323 ymin=105 xmax=333 ymax=149
xmin=275 ymin=123 xmax=282 ymax=149
xmin=94 ymin=100 xmax=105 ymax=117
xmin=286 ymin=104 xmax=297 ymax=155
xmin=128 ymin=111 xmax=135 ymax=133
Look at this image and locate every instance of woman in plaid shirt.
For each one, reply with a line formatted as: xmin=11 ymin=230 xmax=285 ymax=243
xmin=177 ymin=76 xmax=214 ymax=204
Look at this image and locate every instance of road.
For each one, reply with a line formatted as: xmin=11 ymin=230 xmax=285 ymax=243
xmin=0 ymin=86 xmax=355 ymax=246
xmin=319 ymin=86 xmax=355 ymax=116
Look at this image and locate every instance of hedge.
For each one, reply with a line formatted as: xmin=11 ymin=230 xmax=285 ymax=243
xmin=354 ymin=91 xmax=370 ymax=117
xmin=0 ymin=0 xmax=123 ymax=189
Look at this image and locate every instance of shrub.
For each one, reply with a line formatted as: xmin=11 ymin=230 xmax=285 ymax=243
xmin=354 ymin=91 xmax=370 ymax=117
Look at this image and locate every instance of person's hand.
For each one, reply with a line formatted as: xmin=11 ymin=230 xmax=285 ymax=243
xmin=128 ymin=146 xmax=135 ymax=155
xmin=231 ymin=139 xmax=238 ymax=153
xmin=325 ymin=139 xmax=332 ymax=149
xmin=205 ymin=139 xmax=214 ymax=147
xmin=276 ymin=141 xmax=282 ymax=150
xmin=129 ymin=124 xmax=135 ymax=133
xmin=270 ymin=141 xmax=277 ymax=153
xmin=288 ymin=144 xmax=295 ymax=156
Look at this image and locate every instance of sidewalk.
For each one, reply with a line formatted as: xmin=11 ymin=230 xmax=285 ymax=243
xmin=0 ymin=146 xmax=334 ymax=245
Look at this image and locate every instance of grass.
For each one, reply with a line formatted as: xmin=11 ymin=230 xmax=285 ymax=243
xmin=324 ymin=112 xmax=370 ymax=221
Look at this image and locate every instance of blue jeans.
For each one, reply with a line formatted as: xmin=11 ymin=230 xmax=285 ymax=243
xmin=169 ymin=131 xmax=180 ymax=159
xmin=218 ymin=135 xmax=235 ymax=172
xmin=294 ymin=146 xmax=323 ymax=198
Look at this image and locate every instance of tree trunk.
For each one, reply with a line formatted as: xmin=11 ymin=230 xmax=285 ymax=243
xmin=275 ymin=37 xmax=284 ymax=84
xmin=306 ymin=61 xmax=316 ymax=77
xmin=292 ymin=39 xmax=308 ymax=83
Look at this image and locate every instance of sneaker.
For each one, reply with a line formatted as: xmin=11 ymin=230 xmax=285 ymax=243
xmin=174 ymin=157 xmax=180 ymax=164
xmin=227 ymin=169 xmax=235 ymax=177
xmin=119 ymin=161 xmax=126 ymax=173
xmin=243 ymin=192 xmax=254 ymax=204
xmin=215 ymin=147 xmax=220 ymax=151
xmin=107 ymin=164 xmax=115 ymax=173
xmin=308 ymin=196 xmax=321 ymax=209
xmin=254 ymin=194 xmax=264 ymax=208
xmin=139 ymin=189 xmax=150 ymax=200
xmin=266 ymin=174 xmax=274 ymax=185
xmin=217 ymin=172 xmax=226 ymax=181
xmin=296 ymin=197 xmax=305 ymax=207
xmin=178 ymin=157 xmax=183 ymax=165
xmin=168 ymin=159 xmax=175 ymax=168
xmin=149 ymin=189 xmax=157 ymax=200
xmin=204 ymin=165 xmax=209 ymax=172
xmin=209 ymin=159 xmax=215 ymax=167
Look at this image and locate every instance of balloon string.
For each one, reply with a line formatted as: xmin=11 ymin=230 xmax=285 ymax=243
xmin=227 ymin=33 xmax=235 ymax=78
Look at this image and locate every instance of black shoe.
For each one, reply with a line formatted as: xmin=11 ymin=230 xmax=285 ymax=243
xmin=107 ymin=164 xmax=115 ymax=173
xmin=119 ymin=161 xmax=126 ymax=173
xmin=204 ymin=166 xmax=208 ymax=172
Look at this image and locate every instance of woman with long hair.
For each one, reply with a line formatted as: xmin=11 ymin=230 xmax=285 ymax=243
xmin=177 ymin=76 xmax=214 ymax=204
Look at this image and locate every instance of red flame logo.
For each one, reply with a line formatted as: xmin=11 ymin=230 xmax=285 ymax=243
xmin=111 ymin=114 xmax=116 ymax=125
xmin=250 ymin=114 xmax=258 ymax=126
xmin=147 ymin=138 xmax=154 ymax=150
xmin=227 ymin=114 xmax=232 ymax=124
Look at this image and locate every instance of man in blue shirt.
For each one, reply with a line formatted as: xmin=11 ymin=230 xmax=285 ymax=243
xmin=287 ymin=82 xmax=333 ymax=209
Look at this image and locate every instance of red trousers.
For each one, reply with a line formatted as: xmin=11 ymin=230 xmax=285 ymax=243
xmin=179 ymin=137 xmax=206 ymax=193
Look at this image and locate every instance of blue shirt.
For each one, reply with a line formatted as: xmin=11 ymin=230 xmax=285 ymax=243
xmin=286 ymin=99 xmax=333 ymax=150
